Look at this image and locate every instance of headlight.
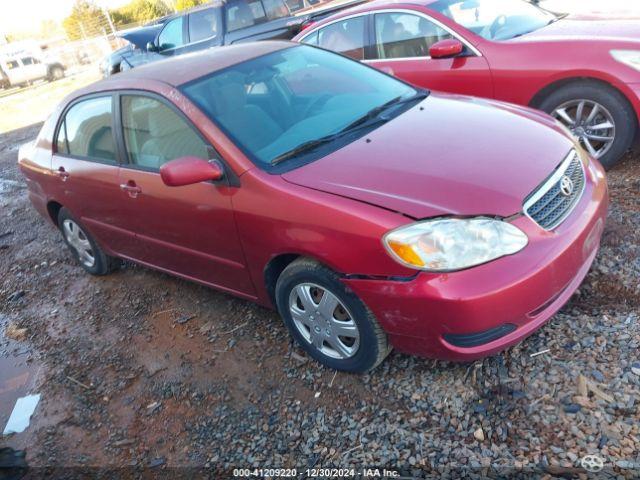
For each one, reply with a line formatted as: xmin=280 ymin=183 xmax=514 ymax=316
xmin=611 ymin=50 xmax=640 ymax=72
xmin=383 ymin=217 xmax=528 ymax=272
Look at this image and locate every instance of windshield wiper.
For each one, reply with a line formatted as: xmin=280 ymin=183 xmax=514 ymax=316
xmin=271 ymin=133 xmax=342 ymax=165
xmin=271 ymin=91 xmax=428 ymax=166
xmin=340 ymin=91 xmax=429 ymax=134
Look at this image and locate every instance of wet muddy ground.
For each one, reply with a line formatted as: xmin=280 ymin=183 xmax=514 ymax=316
xmin=1 ymin=122 xmax=640 ymax=476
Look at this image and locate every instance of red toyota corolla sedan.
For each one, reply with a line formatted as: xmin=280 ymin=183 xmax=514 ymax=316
xmin=19 ymin=42 xmax=607 ymax=372
xmin=294 ymin=0 xmax=640 ymax=169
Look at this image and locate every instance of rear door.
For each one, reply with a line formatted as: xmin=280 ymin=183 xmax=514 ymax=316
xmin=50 ymin=94 xmax=134 ymax=255
xmin=365 ymin=10 xmax=493 ymax=97
xmin=224 ymin=0 xmax=299 ymax=43
xmin=20 ymin=57 xmax=47 ymax=82
xmin=112 ymin=92 xmax=253 ymax=295
xmin=301 ymin=14 xmax=369 ymax=61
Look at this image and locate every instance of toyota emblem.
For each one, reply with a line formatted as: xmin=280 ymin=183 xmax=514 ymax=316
xmin=560 ymin=175 xmax=574 ymax=197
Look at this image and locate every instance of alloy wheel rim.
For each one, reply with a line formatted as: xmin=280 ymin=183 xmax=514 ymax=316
xmin=62 ymin=219 xmax=95 ymax=268
xmin=288 ymin=283 xmax=360 ymax=359
xmin=552 ymin=99 xmax=615 ymax=159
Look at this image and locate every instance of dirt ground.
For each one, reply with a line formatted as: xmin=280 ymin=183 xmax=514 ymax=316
xmin=1 ymin=77 xmax=639 ymax=478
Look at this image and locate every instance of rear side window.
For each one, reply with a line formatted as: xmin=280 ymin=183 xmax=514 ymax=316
xmin=226 ymin=0 xmax=267 ymax=31
xmin=158 ymin=17 xmax=184 ymax=50
xmin=189 ymin=8 xmax=219 ymax=42
xmin=56 ymin=120 xmax=68 ymax=154
xmin=120 ymin=95 xmax=209 ymax=170
xmin=21 ymin=57 xmax=33 ymax=66
xmin=315 ymin=16 xmax=367 ymax=60
xmin=57 ymin=96 xmax=116 ymax=162
xmin=262 ymin=0 xmax=289 ymax=20
xmin=374 ymin=12 xmax=453 ymax=59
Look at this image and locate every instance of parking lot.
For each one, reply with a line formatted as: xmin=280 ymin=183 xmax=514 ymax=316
xmin=0 ymin=67 xmax=639 ymax=476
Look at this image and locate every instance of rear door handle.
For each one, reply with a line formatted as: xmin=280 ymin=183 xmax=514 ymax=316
xmin=56 ymin=167 xmax=69 ymax=181
xmin=120 ymin=182 xmax=142 ymax=198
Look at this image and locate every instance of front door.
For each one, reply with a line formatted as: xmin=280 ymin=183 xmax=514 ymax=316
xmin=365 ymin=11 xmax=493 ymax=97
xmin=113 ymin=93 xmax=254 ymax=296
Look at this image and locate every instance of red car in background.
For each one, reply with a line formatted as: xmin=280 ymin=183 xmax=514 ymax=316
xmin=19 ymin=42 xmax=607 ymax=372
xmin=294 ymin=0 xmax=640 ymax=168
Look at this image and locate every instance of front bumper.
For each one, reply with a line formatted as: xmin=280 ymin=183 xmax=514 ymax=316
xmin=343 ymin=157 xmax=608 ymax=361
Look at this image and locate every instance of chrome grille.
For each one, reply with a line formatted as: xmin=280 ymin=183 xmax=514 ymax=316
xmin=523 ymin=151 xmax=585 ymax=230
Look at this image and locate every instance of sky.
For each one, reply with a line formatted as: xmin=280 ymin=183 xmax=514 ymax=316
xmin=0 ymin=0 xmax=131 ymax=35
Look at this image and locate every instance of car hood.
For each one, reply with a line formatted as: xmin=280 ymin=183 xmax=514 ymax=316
xmin=515 ymin=16 xmax=640 ymax=43
xmin=281 ymin=93 xmax=576 ymax=219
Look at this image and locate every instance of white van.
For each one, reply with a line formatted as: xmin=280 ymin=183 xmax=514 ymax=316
xmin=0 ymin=55 xmax=65 ymax=89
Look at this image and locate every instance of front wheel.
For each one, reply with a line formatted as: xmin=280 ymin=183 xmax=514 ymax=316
xmin=539 ymin=82 xmax=637 ymax=169
xmin=275 ymin=258 xmax=390 ymax=372
xmin=57 ymin=208 xmax=120 ymax=275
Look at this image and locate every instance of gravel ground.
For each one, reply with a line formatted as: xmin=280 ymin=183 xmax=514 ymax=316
xmin=1 ymin=118 xmax=639 ymax=478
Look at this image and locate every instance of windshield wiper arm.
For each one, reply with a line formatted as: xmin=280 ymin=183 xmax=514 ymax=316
xmin=340 ymin=91 xmax=429 ymax=134
xmin=271 ymin=91 xmax=429 ymax=166
xmin=271 ymin=134 xmax=341 ymax=165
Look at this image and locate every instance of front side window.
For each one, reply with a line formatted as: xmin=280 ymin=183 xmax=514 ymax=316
xmin=430 ymin=0 xmax=556 ymax=40
xmin=182 ymin=45 xmax=420 ymax=171
xmin=121 ymin=95 xmax=209 ymax=170
xmin=189 ymin=8 xmax=219 ymax=42
xmin=374 ymin=12 xmax=453 ymax=59
xmin=315 ymin=17 xmax=366 ymax=60
xmin=6 ymin=61 xmax=19 ymax=70
xmin=226 ymin=0 xmax=267 ymax=31
xmin=60 ymin=96 xmax=115 ymax=162
xmin=158 ymin=17 xmax=184 ymax=50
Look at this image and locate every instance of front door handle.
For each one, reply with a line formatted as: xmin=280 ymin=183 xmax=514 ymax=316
xmin=120 ymin=181 xmax=142 ymax=198
xmin=56 ymin=167 xmax=69 ymax=181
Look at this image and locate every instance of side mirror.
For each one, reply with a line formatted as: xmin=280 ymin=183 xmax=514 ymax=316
xmin=160 ymin=157 xmax=224 ymax=187
xmin=429 ymin=39 xmax=464 ymax=59
xmin=146 ymin=41 xmax=158 ymax=52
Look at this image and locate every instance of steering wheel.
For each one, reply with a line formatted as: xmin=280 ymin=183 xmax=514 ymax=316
xmin=302 ymin=94 xmax=332 ymax=117
xmin=489 ymin=14 xmax=508 ymax=39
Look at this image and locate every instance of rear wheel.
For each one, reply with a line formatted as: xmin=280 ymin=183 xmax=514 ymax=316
xmin=57 ymin=208 xmax=120 ymax=275
xmin=275 ymin=258 xmax=390 ymax=372
xmin=49 ymin=66 xmax=64 ymax=81
xmin=539 ymin=82 xmax=637 ymax=169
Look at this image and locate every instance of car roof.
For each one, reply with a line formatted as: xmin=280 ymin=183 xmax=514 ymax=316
xmin=322 ymin=0 xmax=435 ymax=16
xmin=80 ymin=41 xmax=296 ymax=94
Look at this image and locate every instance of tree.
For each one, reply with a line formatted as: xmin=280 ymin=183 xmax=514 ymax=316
xmin=175 ymin=0 xmax=208 ymax=11
xmin=62 ymin=0 xmax=110 ymax=40
xmin=111 ymin=0 xmax=172 ymax=27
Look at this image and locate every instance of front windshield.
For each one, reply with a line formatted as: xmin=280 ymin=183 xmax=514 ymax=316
xmin=181 ymin=45 xmax=419 ymax=171
xmin=430 ymin=0 xmax=556 ymax=40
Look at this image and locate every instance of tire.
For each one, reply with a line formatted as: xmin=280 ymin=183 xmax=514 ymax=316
xmin=275 ymin=258 xmax=390 ymax=372
xmin=57 ymin=208 xmax=120 ymax=275
xmin=49 ymin=66 xmax=64 ymax=81
xmin=538 ymin=81 xmax=637 ymax=169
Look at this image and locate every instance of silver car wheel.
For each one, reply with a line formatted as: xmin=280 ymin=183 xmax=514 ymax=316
xmin=552 ymin=99 xmax=615 ymax=159
xmin=62 ymin=219 xmax=95 ymax=268
xmin=288 ymin=283 xmax=360 ymax=359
